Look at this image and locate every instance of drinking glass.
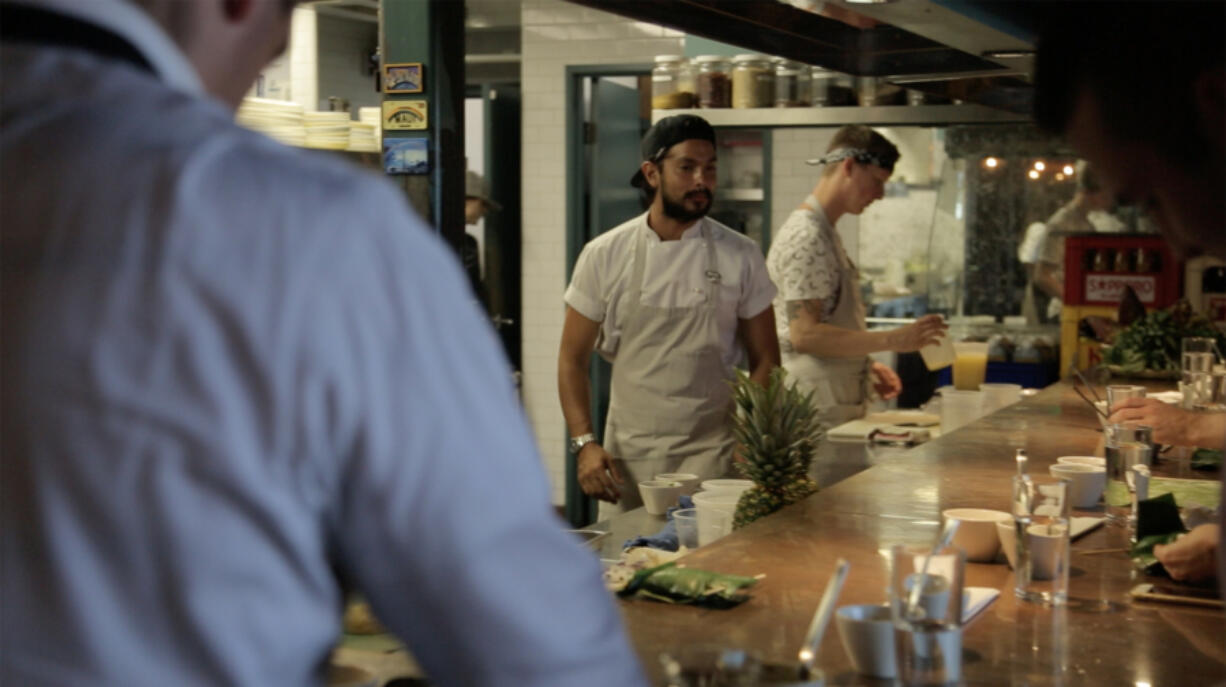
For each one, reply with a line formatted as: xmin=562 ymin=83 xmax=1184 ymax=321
xmin=1182 ymin=337 xmax=1220 ymax=408
xmin=1104 ymin=385 xmax=1145 ymax=414
xmin=888 ymin=544 xmax=965 ymax=686
xmin=1012 ymin=476 xmax=1070 ymax=606
xmin=1103 ymin=424 xmax=1153 ymax=524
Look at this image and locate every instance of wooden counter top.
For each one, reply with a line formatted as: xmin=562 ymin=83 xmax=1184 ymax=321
xmin=614 ymin=382 xmax=1225 ymax=685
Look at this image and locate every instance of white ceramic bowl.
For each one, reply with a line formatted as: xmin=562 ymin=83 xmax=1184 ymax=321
xmin=995 ymin=518 xmax=1017 ymax=569
xmin=942 ymin=508 xmax=1013 ymax=562
xmin=654 ymin=472 xmax=701 ymax=495
xmin=1057 ymin=455 xmax=1106 ymax=468
xmin=1049 ymin=463 xmax=1107 ymax=508
xmin=638 ymin=479 xmax=685 ymax=516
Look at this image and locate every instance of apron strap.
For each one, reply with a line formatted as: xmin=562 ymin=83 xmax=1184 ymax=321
xmin=0 ymin=3 xmax=155 ymax=74
xmin=702 ymin=222 xmax=720 ymax=309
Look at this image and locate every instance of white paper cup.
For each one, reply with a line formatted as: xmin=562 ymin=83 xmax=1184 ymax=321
xmin=654 ymin=472 xmax=700 ymax=495
xmin=942 ymin=508 xmax=1012 ymax=562
xmin=836 ymin=604 xmax=897 ymax=678
xmin=1049 ymin=464 xmax=1107 ymax=509
xmin=1057 ymin=455 xmax=1106 ymax=469
xmin=699 ymin=479 xmax=754 ymax=496
xmin=638 ymin=480 xmax=685 ymax=516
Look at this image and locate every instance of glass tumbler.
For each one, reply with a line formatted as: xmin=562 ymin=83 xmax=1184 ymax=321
xmin=888 ymin=544 xmax=965 ymax=686
xmin=1012 ymin=476 xmax=1071 ymax=606
xmin=1103 ymin=424 xmax=1154 ymax=523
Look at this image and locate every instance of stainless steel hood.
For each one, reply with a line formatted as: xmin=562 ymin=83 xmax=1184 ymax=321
xmin=562 ymin=0 xmax=1042 ymax=115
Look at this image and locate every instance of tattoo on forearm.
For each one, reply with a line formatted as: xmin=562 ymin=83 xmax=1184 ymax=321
xmin=785 ymin=299 xmax=822 ymax=324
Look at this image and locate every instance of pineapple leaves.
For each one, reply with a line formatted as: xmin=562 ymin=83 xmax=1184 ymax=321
xmin=729 ymin=368 xmax=822 ymax=528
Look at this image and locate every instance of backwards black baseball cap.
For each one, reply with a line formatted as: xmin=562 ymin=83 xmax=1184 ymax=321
xmin=629 ymin=114 xmax=717 ymax=188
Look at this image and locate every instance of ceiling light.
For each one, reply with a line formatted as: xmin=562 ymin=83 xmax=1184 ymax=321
xmin=1034 ymin=161 xmax=1046 ymax=171
xmin=1055 ymin=173 xmax=1066 ymax=181
xmin=1028 ymin=170 xmax=1040 ymax=180
xmin=984 ymin=157 xmax=999 ymax=169
xmin=1063 ymin=164 xmax=1075 ymax=175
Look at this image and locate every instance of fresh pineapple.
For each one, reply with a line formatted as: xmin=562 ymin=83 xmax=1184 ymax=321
xmin=729 ymin=368 xmax=822 ymax=528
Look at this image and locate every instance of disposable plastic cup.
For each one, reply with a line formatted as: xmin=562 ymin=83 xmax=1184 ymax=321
xmin=952 ymin=342 xmax=989 ymax=391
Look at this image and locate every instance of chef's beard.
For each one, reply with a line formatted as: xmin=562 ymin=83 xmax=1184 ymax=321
xmin=660 ymin=187 xmax=713 ymax=222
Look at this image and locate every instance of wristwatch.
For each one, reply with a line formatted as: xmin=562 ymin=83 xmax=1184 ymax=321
xmin=568 ymin=433 xmax=597 ymax=454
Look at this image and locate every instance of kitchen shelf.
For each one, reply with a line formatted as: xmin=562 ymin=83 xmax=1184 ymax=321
xmin=652 ymin=104 xmax=1029 ymax=128
xmin=721 ymin=188 xmax=764 ymax=202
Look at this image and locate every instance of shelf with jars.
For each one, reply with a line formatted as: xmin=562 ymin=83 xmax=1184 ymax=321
xmin=652 ymin=103 xmax=1028 ymax=127
xmin=651 ymin=53 xmax=1029 ymax=127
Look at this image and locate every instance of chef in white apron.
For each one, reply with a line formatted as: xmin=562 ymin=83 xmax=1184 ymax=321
xmin=558 ymin=115 xmax=780 ymax=519
xmin=765 ymin=125 xmax=947 ymax=432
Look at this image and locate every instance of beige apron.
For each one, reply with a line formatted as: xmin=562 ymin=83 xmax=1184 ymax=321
xmin=781 ymin=197 xmax=871 ymax=432
xmin=599 ymin=221 xmax=735 ymax=519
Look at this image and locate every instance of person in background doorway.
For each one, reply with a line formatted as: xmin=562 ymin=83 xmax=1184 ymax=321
xmin=558 ymin=114 xmax=780 ymax=519
xmin=1037 ymin=1 xmax=1224 ymax=585
xmin=0 ymin=1 xmax=646 ymax=685
xmin=462 ymin=169 xmax=500 ymax=308
xmin=1032 ymin=161 xmax=1116 ymax=321
xmin=766 ymin=125 xmax=946 ymax=432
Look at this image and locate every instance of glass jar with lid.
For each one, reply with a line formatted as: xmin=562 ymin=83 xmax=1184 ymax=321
xmin=651 ymin=55 xmax=696 ymax=110
xmin=773 ymin=58 xmax=809 ymax=107
xmin=694 ymin=55 xmax=732 ymax=108
xmin=809 ymin=66 xmax=856 ymax=107
xmin=731 ymin=54 xmax=774 ymax=108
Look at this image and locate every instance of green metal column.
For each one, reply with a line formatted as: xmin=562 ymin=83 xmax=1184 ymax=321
xmin=380 ymin=0 xmax=465 ymax=250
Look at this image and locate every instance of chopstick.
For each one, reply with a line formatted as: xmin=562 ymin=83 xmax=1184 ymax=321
xmin=1075 ymin=548 xmax=1128 ymax=555
xmin=1071 ymin=364 xmax=1104 ymax=404
xmin=1069 ymin=363 xmax=1110 ymax=420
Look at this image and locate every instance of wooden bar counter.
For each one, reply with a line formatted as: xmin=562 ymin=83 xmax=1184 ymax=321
xmin=610 ymin=382 xmax=1226 ymax=685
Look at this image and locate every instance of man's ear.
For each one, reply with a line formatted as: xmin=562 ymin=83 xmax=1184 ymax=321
xmin=840 ymin=157 xmax=856 ymax=178
xmin=1194 ymin=67 xmax=1225 ymax=152
xmin=223 ymin=0 xmax=256 ymax=22
xmin=641 ymin=161 xmax=660 ymax=190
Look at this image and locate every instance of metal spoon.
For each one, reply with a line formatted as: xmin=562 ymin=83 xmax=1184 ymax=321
xmin=797 ymin=558 xmax=850 ymax=679
xmin=905 ymin=519 xmax=960 ymax=621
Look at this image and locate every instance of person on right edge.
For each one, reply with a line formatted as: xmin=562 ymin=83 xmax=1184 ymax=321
xmin=766 ymin=125 xmax=946 ymax=432
xmin=1036 ymin=1 xmax=1224 ymax=585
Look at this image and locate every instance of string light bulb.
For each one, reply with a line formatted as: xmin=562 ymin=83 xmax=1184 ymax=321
xmin=984 ymin=157 xmax=999 ymax=169
xmin=1034 ymin=161 xmax=1046 ymax=171
xmin=1028 ymin=170 xmax=1040 ymax=180
xmin=1063 ymin=164 xmax=1075 ymax=175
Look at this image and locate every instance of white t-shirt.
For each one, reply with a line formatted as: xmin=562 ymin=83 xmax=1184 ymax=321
xmin=766 ymin=206 xmax=846 ymax=354
xmin=565 ymin=213 xmax=776 ymax=366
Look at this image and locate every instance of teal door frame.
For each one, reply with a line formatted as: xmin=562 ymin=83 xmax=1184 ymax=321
xmin=563 ymin=64 xmax=650 ymax=527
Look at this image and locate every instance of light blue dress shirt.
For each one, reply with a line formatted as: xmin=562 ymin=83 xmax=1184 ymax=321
xmin=0 ymin=2 xmax=646 ymax=685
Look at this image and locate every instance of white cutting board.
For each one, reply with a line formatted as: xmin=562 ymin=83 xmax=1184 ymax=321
xmin=827 ymin=411 xmax=942 ymax=442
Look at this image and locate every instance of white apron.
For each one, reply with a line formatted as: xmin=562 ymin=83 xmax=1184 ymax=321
xmin=781 ymin=197 xmax=871 ymax=432
xmin=599 ymin=223 xmax=736 ymax=519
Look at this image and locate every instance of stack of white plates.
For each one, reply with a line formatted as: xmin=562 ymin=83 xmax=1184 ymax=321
xmin=303 ymin=111 xmax=351 ymax=150
xmin=236 ymin=97 xmax=305 ymax=147
xmin=348 ymin=122 xmax=379 ymax=152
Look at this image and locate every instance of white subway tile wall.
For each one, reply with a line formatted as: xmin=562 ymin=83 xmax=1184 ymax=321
xmin=520 ymin=0 xmax=682 ymax=505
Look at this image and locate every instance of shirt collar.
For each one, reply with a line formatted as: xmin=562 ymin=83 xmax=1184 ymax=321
xmin=9 ymin=0 xmax=205 ymax=96
xmin=639 ymin=213 xmax=710 ymax=243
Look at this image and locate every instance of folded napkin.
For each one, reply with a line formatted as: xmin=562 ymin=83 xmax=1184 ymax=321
xmin=622 ymin=495 xmax=695 ymax=551
xmin=962 ymin=587 xmax=999 ymax=624
xmin=868 ymin=426 xmax=931 ymax=445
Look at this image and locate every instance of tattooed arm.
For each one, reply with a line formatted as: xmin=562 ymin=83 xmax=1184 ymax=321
xmin=785 ymin=298 xmax=946 ymax=358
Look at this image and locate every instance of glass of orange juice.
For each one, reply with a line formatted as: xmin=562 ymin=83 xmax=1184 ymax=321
xmin=952 ymin=342 xmax=989 ymax=391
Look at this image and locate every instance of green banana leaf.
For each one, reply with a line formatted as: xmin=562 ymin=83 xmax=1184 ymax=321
xmin=620 ymin=562 xmax=757 ymax=608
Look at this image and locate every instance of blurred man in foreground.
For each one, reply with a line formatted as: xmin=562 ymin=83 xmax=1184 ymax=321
xmin=1036 ymin=1 xmax=1224 ymax=585
xmin=0 ymin=0 xmax=645 ymax=684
